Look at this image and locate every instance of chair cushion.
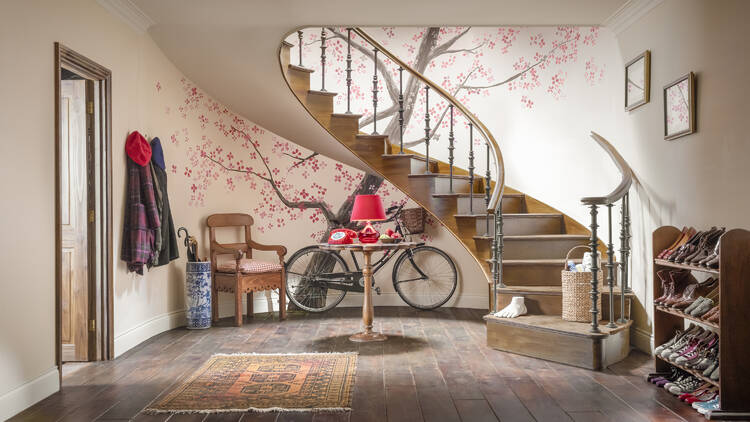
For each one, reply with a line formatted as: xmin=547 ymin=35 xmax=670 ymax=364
xmin=216 ymin=258 xmax=282 ymax=274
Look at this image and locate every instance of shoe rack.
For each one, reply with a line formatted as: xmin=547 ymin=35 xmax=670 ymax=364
xmin=652 ymin=226 xmax=750 ymax=420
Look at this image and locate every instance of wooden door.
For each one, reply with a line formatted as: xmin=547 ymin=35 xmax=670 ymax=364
xmin=60 ymin=78 xmax=89 ymax=362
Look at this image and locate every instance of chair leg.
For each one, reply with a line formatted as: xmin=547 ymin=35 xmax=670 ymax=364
xmin=211 ymin=282 xmax=219 ymax=323
xmin=279 ymin=273 xmax=287 ymax=321
xmin=234 ymin=290 xmax=243 ymax=327
xmin=247 ymin=292 xmax=253 ymax=318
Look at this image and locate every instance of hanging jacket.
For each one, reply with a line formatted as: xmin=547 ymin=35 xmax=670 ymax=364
xmin=150 ymin=138 xmax=179 ymax=266
xmin=121 ymin=131 xmax=161 ymax=274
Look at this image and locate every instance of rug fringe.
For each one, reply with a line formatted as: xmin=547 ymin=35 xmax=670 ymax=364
xmin=211 ymin=351 xmax=358 ymax=357
xmin=145 ymin=406 xmax=351 ymax=414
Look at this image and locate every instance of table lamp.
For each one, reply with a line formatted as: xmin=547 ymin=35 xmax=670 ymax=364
xmin=350 ymin=194 xmax=386 ymax=243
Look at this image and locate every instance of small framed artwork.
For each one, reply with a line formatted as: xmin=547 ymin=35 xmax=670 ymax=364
xmin=625 ymin=50 xmax=650 ymax=111
xmin=663 ymin=72 xmax=696 ymax=141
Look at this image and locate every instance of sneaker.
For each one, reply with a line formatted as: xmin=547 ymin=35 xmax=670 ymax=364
xmin=693 ymin=396 xmax=720 ymax=415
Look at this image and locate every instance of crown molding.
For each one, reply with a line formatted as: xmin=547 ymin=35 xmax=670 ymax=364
xmin=97 ymin=0 xmax=155 ymax=34
xmin=603 ymin=0 xmax=664 ymax=35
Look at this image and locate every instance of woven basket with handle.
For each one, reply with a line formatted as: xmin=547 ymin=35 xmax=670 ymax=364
xmin=399 ymin=207 xmax=425 ymax=235
xmin=561 ymin=245 xmax=604 ymax=322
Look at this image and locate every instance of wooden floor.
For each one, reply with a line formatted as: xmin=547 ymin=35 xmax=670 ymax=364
xmin=12 ymin=307 xmax=708 ymax=422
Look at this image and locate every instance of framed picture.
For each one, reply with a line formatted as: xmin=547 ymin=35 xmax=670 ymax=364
xmin=625 ymin=50 xmax=650 ymax=111
xmin=663 ymin=72 xmax=696 ymax=141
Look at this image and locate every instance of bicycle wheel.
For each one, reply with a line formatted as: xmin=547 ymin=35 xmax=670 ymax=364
xmin=392 ymin=245 xmax=458 ymax=310
xmin=285 ymin=246 xmax=349 ymax=312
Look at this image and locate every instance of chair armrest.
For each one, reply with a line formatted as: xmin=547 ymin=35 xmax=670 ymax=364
xmin=247 ymin=239 xmax=287 ymax=259
xmin=210 ymin=241 xmax=243 ymax=260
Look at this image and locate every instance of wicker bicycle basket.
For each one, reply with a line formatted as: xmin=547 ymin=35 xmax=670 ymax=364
xmin=399 ymin=207 xmax=425 ymax=235
xmin=561 ymin=245 xmax=604 ymax=322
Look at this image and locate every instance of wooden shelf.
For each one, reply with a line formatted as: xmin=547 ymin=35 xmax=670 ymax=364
xmin=655 ymin=355 xmax=719 ymax=387
xmin=654 ymin=258 xmax=720 ymax=275
xmin=655 ymin=306 xmax=719 ymax=330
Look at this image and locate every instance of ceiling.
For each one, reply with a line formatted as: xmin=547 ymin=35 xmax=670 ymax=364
xmin=128 ymin=0 xmax=629 ymax=171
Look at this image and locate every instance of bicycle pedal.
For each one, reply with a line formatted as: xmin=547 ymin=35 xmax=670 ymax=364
xmin=374 ymin=287 xmax=382 ymax=295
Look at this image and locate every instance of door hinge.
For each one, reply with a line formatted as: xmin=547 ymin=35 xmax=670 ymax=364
xmin=87 ymin=101 xmax=94 ymax=114
xmin=89 ymin=319 xmax=96 ymax=332
xmin=88 ymin=209 xmax=95 ymax=223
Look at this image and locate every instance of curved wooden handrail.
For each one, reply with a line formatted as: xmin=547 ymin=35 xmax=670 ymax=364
xmin=352 ymin=28 xmax=505 ymax=214
xmin=580 ymin=131 xmax=633 ymax=205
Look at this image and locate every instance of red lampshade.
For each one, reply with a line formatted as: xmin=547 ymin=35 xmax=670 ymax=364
xmin=350 ymin=194 xmax=386 ymax=222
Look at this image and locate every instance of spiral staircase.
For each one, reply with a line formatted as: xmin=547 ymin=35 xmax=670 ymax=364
xmin=279 ymin=28 xmax=634 ymax=370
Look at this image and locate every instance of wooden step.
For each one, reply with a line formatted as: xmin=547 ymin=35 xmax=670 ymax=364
xmin=305 ymin=90 xmax=337 ymax=127
xmin=492 ymin=259 xmax=574 ymax=286
xmin=329 ymin=113 xmax=362 ymax=142
xmin=495 ymin=285 xmax=633 ymax=320
xmin=382 ymin=154 xmax=439 ymax=174
xmin=286 ymin=64 xmax=313 ymax=99
xmin=433 ymin=193 xmax=526 ymax=214
xmin=485 ymin=314 xmax=632 ymax=370
xmin=456 ymin=213 xmax=564 ymax=237
xmin=409 ymin=173 xmax=484 ymax=195
xmin=473 ymin=234 xmax=590 ymax=260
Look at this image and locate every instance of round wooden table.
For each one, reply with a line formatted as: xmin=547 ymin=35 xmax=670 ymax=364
xmin=320 ymin=241 xmax=417 ymax=342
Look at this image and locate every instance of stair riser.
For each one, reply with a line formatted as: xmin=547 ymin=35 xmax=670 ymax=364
xmin=496 ymin=292 xmax=631 ymax=320
xmin=305 ymin=93 xmax=334 ymax=127
xmin=469 ymin=215 xmax=564 ymax=236
xmin=486 ymin=319 xmax=630 ymax=370
xmin=287 ymin=68 xmax=311 ymax=100
xmin=474 ymin=237 xmax=589 ymax=260
xmin=429 ymin=177 xmax=484 ymax=195
xmin=495 ymin=263 xmax=567 ymax=286
xmin=457 ymin=195 xmax=524 ymax=214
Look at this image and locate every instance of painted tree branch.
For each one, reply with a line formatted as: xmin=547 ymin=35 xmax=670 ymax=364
xmin=427 ymin=27 xmax=472 ymax=60
xmin=461 ymin=38 xmax=575 ymax=90
xmin=284 ymin=151 xmax=319 ymax=168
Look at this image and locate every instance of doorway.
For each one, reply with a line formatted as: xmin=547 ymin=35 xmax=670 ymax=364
xmin=55 ymin=43 xmax=113 ymax=371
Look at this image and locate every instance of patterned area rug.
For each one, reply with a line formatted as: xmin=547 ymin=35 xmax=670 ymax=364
xmin=146 ymin=352 xmax=357 ymax=413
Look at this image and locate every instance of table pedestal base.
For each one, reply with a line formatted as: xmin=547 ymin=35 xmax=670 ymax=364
xmin=349 ymin=330 xmax=387 ymax=342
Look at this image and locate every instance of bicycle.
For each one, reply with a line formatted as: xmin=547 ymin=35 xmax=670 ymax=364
xmin=285 ymin=204 xmax=458 ymax=312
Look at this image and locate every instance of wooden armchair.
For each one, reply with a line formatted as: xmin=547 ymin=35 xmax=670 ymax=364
xmin=207 ymin=213 xmax=287 ymax=326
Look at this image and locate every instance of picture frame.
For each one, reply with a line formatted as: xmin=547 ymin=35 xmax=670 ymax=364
xmin=663 ymin=72 xmax=696 ymax=141
xmin=625 ymin=50 xmax=650 ymax=111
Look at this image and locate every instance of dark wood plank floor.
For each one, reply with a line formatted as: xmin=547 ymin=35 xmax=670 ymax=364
xmin=11 ymin=307 xmax=707 ymax=422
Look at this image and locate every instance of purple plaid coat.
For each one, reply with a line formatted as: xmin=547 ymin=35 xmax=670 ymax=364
xmin=121 ymin=158 xmax=161 ymax=274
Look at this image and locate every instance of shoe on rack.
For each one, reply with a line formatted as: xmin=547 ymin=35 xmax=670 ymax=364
xmin=693 ymin=396 xmax=720 ymax=415
xmin=654 ymin=270 xmax=674 ymax=305
xmin=703 ymin=360 xmax=718 ymax=377
xmin=710 ymin=365 xmax=720 ymax=381
xmin=690 ymin=298 xmax=715 ymax=317
xmin=684 ymin=297 xmax=707 ymax=314
xmin=654 ymin=330 xmax=684 ymax=355
xmin=668 ymin=230 xmax=705 ymax=262
xmin=658 ymin=227 xmax=692 ymax=259
xmin=664 ymin=228 xmax=698 ymax=260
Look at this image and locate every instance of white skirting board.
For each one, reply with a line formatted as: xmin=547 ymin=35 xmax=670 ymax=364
xmin=114 ymin=309 xmax=186 ymax=358
xmin=631 ymin=326 xmax=653 ymax=354
xmin=216 ymin=291 xmax=488 ymax=317
xmin=0 ymin=367 xmax=59 ymax=421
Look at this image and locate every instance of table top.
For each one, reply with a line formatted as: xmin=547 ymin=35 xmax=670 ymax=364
xmin=319 ymin=241 xmax=417 ymax=252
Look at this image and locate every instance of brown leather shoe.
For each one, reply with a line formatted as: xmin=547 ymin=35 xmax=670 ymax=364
xmin=654 ymin=269 xmax=674 ymax=304
xmin=667 ymin=229 xmax=703 ymax=261
xmin=658 ymin=226 xmax=689 ymax=259
xmin=689 ymin=228 xmax=724 ymax=265
xmin=661 ymin=270 xmax=694 ymax=306
xmin=661 ymin=227 xmax=697 ymax=259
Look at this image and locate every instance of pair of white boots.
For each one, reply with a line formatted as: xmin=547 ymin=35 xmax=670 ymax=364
xmin=493 ymin=296 xmax=527 ymax=318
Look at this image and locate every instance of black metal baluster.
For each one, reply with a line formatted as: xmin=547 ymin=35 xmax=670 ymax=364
xmin=398 ymin=67 xmax=404 ymax=154
xmin=606 ymin=204 xmax=616 ymax=328
xmin=589 ymin=205 xmax=601 ymax=333
xmin=448 ymin=104 xmax=455 ymax=192
xmin=297 ymin=30 xmax=303 ymax=67
xmin=485 ymin=142 xmax=491 ymax=235
xmin=320 ymin=28 xmax=327 ymax=91
xmin=372 ymin=48 xmax=379 ymax=135
xmin=424 ymin=86 xmax=430 ymax=173
xmin=490 ymin=209 xmax=506 ymax=312
xmin=468 ymin=123 xmax=475 ymax=214
xmin=618 ymin=193 xmax=631 ymax=323
xmin=345 ymin=28 xmax=352 ymax=114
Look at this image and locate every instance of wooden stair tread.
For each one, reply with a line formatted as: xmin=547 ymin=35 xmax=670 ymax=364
xmin=382 ymin=154 xmax=438 ymax=164
xmin=409 ymin=173 xmax=473 ymax=179
xmin=308 ymin=89 xmax=337 ymax=96
xmin=433 ymin=193 xmax=524 ymax=198
xmin=331 ymin=113 xmax=362 ymax=118
xmin=288 ymin=64 xmax=314 ymax=73
xmin=356 ymin=134 xmax=388 ymax=139
xmin=497 ymin=285 xmax=634 ymax=297
xmin=281 ymin=40 xmax=294 ymax=48
xmin=484 ymin=314 xmax=632 ymax=339
xmin=455 ymin=213 xmax=560 ymax=218
xmin=499 ymin=258 xmax=581 ymax=266
xmin=474 ymin=234 xmax=589 ymax=241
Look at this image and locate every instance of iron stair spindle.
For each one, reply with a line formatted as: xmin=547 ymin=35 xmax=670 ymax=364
xmin=345 ymin=28 xmax=352 ymax=114
xmin=490 ymin=210 xmax=505 ymax=312
xmin=423 ymin=85 xmax=430 ymax=173
xmin=618 ymin=193 xmax=631 ymax=323
xmin=623 ymin=192 xmax=632 ymax=293
xmin=372 ymin=48 xmax=379 ymax=135
xmin=606 ymin=204 xmax=616 ymax=328
xmin=398 ymin=67 xmax=404 ymax=154
xmin=320 ymin=28 xmax=327 ymax=91
xmin=485 ymin=142 xmax=491 ymax=235
xmin=589 ymin=205 xmax=601 ymax=333
xmin=447 ymin=104 xmax=455 ymax=192
xmin=468 ymin=123 xmax=475 ymax=214
xmin=297 ymin=30 xmax=303 ymax=67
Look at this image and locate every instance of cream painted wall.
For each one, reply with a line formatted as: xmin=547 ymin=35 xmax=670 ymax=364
xmin=0 ymin=1 xmax=487 ymax=417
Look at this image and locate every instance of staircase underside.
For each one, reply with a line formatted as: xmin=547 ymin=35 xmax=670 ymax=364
xmin=280 ymin=41 xmax=631 ymax=370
